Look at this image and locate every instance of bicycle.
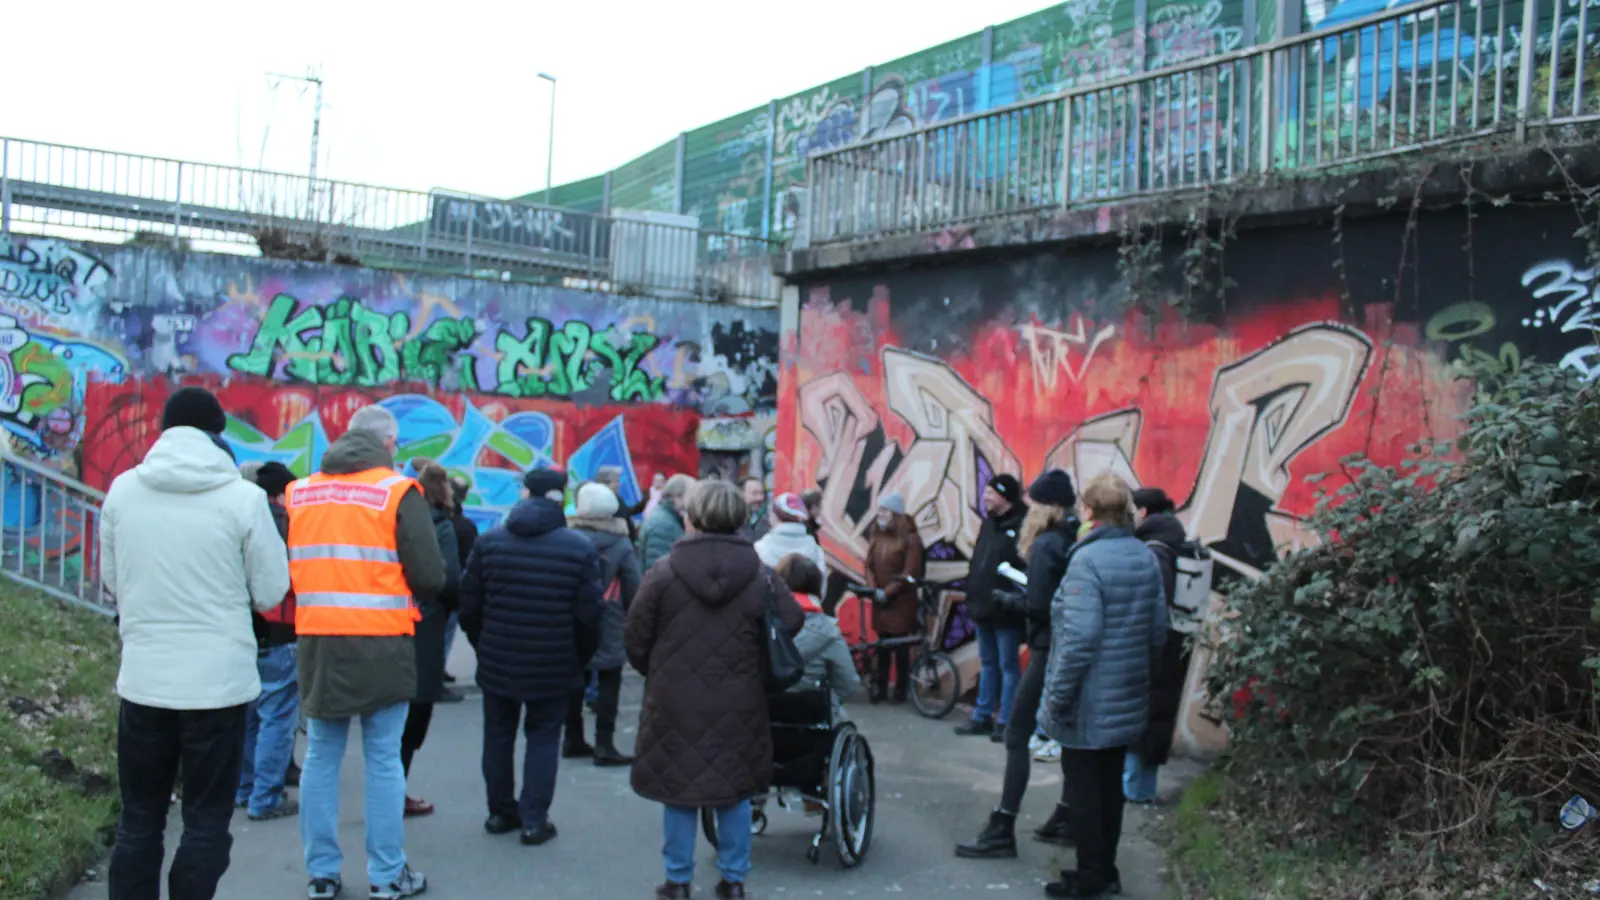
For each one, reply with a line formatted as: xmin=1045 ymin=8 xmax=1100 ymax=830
xmin=842 ymin=578 xmax=961 ymax=720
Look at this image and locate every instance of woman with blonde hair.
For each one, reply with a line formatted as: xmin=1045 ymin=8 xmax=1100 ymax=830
xmin=956 ymin=469 xmax=1081 ymax=858
xmin=1040 ymin=472 xmax=1166 ymax=898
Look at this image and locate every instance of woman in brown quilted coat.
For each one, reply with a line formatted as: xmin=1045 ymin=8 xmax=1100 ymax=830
xmin=863 ymin=492 xmax=924 ymax=703
xmin=625 ymin=479 xmax=804 ymax=900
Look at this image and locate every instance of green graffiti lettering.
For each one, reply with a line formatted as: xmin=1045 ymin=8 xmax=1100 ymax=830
xmin=402 ymin=317 xmax=477 ymax=386
xmin=590 ymin=326 xmax=667 ymax=402
xmin=547 ymin=321 xmax=594 ymax=396
xmin=227 ymin=293 xmax=325 ymax=379
xmin=496 ymin=317 xmax=553 ymax=397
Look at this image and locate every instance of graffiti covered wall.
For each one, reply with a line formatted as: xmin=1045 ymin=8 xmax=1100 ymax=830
xmin=0 ymin=235 xmax=778 ymax=516
xmin=776 ymin=204 xmax=1596 ymax=746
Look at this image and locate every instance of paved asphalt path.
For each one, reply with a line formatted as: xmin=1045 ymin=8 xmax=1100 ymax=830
xmin=72 ymin=641 xmax=1202 ymax=899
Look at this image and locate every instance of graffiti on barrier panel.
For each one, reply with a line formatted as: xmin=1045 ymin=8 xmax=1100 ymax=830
xmin=0 ymin=236 xmax=113 ymax=319
xmin=1519 ymin=259 xmax=1600 ymax=381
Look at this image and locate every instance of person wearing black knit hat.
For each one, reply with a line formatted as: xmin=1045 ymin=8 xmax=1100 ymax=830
xmin=957 ymin=469 xmax=1083 ymax=858
xmin=954 ymin=473 xmax=1030 ymax=740
xmin=459 ymin=465 xmax=604 ymax=846
xmin=100 ymin=386 xmax=291 ymax=895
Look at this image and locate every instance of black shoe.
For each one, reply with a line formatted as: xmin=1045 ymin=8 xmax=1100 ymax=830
xmin=520 ymin=821 xmax=558 ymax=846
xmin=562 ymin=740 xmax=594 ymax=759
xmin=442 ymin=672 xmax=456 ymax=683
xmin=286 ymin=760 xmax=302 ymax=788
xmin=436 ymin=686 xmax=465 ymax=704
xmin=1044 ymin=869 xmax=1121 ymax=897
xmin=654 ymin=884 xmax=691 ymax=900
xmin=307 ymin=876 xmax=342 ymax=899
xmin=868 ymin=688 xmax=886 ymax=705
xmin=484 ymin=813 xmax=522 ymax=835
xmin=1034 ymin=803 xmax=1075 ymax=846
xmin=714 ymin=880 xmax=746 ymax=899
xmin=890 ymin=689 xmax=908 ymax=704
xmin=592 ymin=742 xmax=634 ymax=767
xmin=954 ymin=718 xmax=995 ymax=736
xmin=989 ymin=728 xmax=1006 ymax=744
xmin=954 ymin=810 xmax=1017 ymax=858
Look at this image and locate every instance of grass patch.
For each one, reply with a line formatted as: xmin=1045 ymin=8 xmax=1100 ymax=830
xmin=1165 ymin=771 xmax=1386 ymax=899
xmin=0 ymin=580 xmax=120 ymax=899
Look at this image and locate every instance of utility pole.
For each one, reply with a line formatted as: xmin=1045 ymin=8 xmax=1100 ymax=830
xmin=268 ymin=67 xmax=325 ymax=215
xmin=538 ymin=72 xmax=556 ymax=206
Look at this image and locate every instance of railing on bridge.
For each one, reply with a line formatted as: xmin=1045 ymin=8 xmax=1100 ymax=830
xmin=803 ymin=0 xmax=1600 ymax=246
xmin=0 ymin=138 xmax=782 ymax=306
xmin=0 ymin=452 xmax=109 ymax=616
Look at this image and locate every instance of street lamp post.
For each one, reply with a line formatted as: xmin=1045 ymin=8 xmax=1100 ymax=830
xmin=267 ymin=68 xmax=324 ymax=215
xmin=538 ymin=72 xmax=556 ymax=207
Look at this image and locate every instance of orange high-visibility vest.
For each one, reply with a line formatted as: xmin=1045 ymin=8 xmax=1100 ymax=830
xmin=286 ymin=468 xmax=421 ymax=637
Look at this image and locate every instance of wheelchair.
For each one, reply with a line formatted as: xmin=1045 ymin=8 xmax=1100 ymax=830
xmin=701 ymin=682 xmax=876 ymax=867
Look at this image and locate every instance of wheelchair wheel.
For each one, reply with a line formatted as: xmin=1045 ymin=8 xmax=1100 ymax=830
xmin=827 ymin=724 xmax=875 ymax=867
xmin=908 ymin=651 xmax=960 ymax=719
xmin=701 ymin=804 xmax=767 ymax=850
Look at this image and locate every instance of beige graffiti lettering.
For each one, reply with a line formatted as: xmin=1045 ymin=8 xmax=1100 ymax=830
xmin=1183 ymin=323 xmax=1373 ymax=547
xmin=1042 ymin=408 xmax=1143 ymax=488
xmin=1020 ymin=316 xmax=1118 ymax=392
xmin=799 ymin=348 xmax=1021 ymax=583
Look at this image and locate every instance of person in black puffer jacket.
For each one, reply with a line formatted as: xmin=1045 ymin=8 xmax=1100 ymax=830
xmin=459 ymin=468 xmax=604 ymax=846
xmin=955 ymin=474 xmax=1029 ymax=737
xmin=1127 ymin=487 xmax=1189 ymax=805
xmin=956 ymin=469 xmax=1081 ymax=859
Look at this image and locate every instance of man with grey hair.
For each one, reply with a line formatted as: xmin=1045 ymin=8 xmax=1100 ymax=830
xmin=638 ymin=474 xmax=695 ymax=571
xmin=288 ymin=404 xmax=446 ymax=900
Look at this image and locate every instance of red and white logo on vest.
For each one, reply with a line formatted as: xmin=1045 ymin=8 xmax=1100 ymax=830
xmin=291 ymin=481 xmax=391 ymax=511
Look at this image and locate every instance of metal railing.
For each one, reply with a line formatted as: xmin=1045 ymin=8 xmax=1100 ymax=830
xmin=0 ymin=452 xmax=109 ymax=615
xmin=805 ymin=0 xmax=1600 ymax=245
xmin=0 ymin=137 xmax=783 ymax=306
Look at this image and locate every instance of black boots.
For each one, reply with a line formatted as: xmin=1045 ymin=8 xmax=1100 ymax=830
xmin=954 ymin=809 xmax=1018 ymax=858
xmin=593 ymin=739 xmax=633 ymax=767
xmin=954 ymin=717 xmax=995 ymax=737
xmin=562 ymin=739 xmax=594 ymax=759
xmin=1034 ymin=803 xmax=1074 ymax=845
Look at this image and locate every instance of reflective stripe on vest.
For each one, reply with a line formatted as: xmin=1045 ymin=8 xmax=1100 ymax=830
xmin=286 ymin=467 xmax=420 ymax=637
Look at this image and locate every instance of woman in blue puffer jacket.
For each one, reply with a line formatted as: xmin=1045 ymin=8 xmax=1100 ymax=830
xmin=1040 ymin=472 xmax=1167 ymax=899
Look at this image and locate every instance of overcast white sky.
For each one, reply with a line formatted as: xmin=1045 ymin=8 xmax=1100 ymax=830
xmin=4 ymin=0 xmax=1060 ymax=201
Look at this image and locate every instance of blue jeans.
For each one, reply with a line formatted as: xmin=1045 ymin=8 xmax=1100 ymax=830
xmin=236 ymin=644 xmax=299 ymax=816
xmin=663 ymin=802 xmax=751 ymax=885
xmin=442 ymin=612 xmax=459 ymax=668
xmin=301 ymin=701 xmax=409 ymax=886
xmin=972 ymin=624 xmax=1023 ymax=726
xmin=1123 ymin=751 xmax=1160 ymax=803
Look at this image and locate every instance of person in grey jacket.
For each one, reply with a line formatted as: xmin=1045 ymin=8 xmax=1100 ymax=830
xmin=638 ymin=474 xmax=694 ymax=571
xmin=566 ymin=482 xmax=644 ymax=766
xmin=1040 ymin=473 xmax=1167 ymax=900
xmin=775 ymin=555 xmax=860 ymax=721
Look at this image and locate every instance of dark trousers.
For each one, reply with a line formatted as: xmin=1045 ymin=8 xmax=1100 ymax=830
xmin=1062 ymin=745 xmax=1129 ymax=892
xmin=482 ymin=691 xmax=565 ymax=829
xmin=1000 ymin=649 xmax=1049 ymax=813
xmin=873 ymin=637 xmax=911 ymax=697
xmin=400 ymin=701 xmax=434 ymax=777
xmin=565 ymin=667 xmax=622 ymax=744
xmin=108 ymin=700 xmax=247 ymax=900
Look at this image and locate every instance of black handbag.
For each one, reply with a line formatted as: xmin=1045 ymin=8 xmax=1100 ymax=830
xmin=760 ymin=576 xmax=806 ymax=693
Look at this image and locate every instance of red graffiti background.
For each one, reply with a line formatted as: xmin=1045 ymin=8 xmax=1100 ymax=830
xmin=80 ymin=376 xmax=701 ymax=495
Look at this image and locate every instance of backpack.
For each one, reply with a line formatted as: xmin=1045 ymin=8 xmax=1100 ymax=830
xmin=1146 ymin=539 xmax=1212 ymax=634
xmin=260 ymin=589 xmax=296 ymax=626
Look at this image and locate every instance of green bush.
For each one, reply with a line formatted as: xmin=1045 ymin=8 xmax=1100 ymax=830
xmin=1208 ymin=362 xmax=1600 ymax=856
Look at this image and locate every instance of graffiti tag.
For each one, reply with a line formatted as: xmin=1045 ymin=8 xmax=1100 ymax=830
xmin=1520 ymin=259 xmax=1600 ymax=381
xmin=0 ymin=237 xmax=112 ymax=316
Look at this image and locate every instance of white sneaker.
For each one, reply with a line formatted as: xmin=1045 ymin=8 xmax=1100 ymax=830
xmin=1033 ymin=740 xmax=1061 ymax=763
xmin=1027 ymin=733 xmax=1046 ymax=755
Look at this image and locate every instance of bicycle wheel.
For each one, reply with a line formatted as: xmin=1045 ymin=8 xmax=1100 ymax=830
xmin=908 ymin=651 xmax=959 ymax=719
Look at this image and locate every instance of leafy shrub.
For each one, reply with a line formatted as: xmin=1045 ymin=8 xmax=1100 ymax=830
xmin=1208 ymin=362 xmax=1600 ymax=856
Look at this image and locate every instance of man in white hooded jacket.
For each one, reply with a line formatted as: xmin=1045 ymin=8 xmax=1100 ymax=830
xmin=753 ymin=492 xmax=828 ymax=596
xmin=100 ymin=386 xmax=292 ymax=900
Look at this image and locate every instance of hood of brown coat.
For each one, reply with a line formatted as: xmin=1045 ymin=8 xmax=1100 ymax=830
xmin=667 ymin=534 xmax=762 ymax=608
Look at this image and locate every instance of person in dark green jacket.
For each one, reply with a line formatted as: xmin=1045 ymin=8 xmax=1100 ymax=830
xmin=638 ymin=474 xmax=694 ymax=571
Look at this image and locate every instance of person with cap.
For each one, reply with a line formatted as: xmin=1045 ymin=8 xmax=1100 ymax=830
xmin=1127 ymin=487 xmax=1188 ymax=805
xmin=289 ymin=404 xmax=446 ymax=900
xmin=955 ymin=473 xmax=1030 ymax=738
xmin=235 ymin=461 xmax=302 ymax=823
xmin=957 ymin=469 xmax=1082 ymax=858
xmin=753 ymin=491 xmax=827 ymax=588
xmin=459 ymin=467 xmax=604 ymax=847
xmin=565 ymin=481 xmax=644 ymax=766
xmin=100 ymin=386 xmax=292 ymax=900
xmin=863 ymin=492 xmax=923 ymax=703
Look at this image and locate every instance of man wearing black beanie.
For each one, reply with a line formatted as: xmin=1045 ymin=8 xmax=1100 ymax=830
xmin=101 ymin=386 xmax=291 ymax=897
xmin=955 ymin=473 xmax=1030 ymax=739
